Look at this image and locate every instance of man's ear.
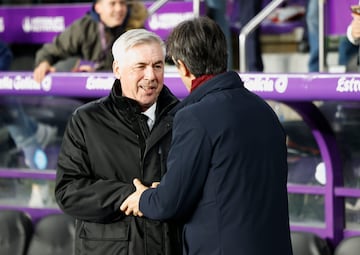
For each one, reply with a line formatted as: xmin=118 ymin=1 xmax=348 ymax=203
xmin=113 ymin=61 xmax=121 ymax=79
xmin=177 ymin=59 xmax=191 ymax=78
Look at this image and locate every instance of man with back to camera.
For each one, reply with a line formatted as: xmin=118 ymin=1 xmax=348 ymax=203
xmin=54 ymin=29 xmax=182 ymax=255
xmin=121 ymin=17 xmax=293 ymax=255
xmin=33 ymin=0 xmax=147 ymax=83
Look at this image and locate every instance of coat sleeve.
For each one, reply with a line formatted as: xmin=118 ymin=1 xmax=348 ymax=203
xmin=139 ymin=109 xmax=212 ymax=220
xmin=55 ymin=112 xmax=135 ymax=223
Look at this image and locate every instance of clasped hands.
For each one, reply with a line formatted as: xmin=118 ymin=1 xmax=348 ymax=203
xmin=120 ymin=178 xmax=159 ymax=217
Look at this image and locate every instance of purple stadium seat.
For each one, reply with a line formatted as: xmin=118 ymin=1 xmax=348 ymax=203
xmin=0 ymin=209 xmax=33 ymax=255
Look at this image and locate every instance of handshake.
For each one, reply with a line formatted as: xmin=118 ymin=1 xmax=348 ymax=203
xmin=120 ymin=179 xmax=159 ymax=217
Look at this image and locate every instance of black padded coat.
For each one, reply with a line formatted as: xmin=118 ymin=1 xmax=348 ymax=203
xmin=55 ymin=79 xmax=182 ymax=255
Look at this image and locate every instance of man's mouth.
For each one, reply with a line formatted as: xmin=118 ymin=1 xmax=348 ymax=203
xmin=138 ymin=85 xmax=156 ymax=91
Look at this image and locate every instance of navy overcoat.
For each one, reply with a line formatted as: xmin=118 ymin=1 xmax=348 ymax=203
xmin=140 ymin=71 xmax=293 ymax=255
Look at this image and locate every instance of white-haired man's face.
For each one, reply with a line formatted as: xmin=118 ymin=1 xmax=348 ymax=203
xmin=113 ymin=42 xmax=165 ymax=111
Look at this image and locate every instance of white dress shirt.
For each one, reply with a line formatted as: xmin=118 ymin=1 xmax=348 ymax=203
xmin=142 ymin=102 xmax=156 ymax=131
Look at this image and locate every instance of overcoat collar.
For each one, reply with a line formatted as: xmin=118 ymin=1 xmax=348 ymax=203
xmin=171 ymin=71 xmax=244 ymax=115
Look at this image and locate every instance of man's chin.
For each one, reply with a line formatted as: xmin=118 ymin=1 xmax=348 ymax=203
xmin=139 ymin=101 xmax=155 ymax=111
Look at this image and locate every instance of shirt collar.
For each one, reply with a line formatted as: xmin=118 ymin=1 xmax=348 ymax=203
xmin=142 ymin=102 xmax=157 ymax=129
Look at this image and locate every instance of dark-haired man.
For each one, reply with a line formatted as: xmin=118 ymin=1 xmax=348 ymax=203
xmin=121 ymin=16 xmax=293 ymax=255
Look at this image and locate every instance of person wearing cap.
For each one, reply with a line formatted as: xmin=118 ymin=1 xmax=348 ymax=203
xmin=120 ymin=17 xmax=293 ymax=255
xmin=33 ymin=0 xmax=147 ymax=83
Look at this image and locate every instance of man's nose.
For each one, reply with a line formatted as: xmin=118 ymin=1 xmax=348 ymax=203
xmin=144 ymin=66 xmax=156 ymax=80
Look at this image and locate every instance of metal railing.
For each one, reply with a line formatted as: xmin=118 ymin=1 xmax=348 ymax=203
xmin=239 ymin=0 xmax=286 ymax=73
xmin=148 ymin=0 xmax=201 ymax=17
xmin=239 ymin=0 xmax=327 ymax=73
xmin=319 ymin=0 xmax=326 ymax=72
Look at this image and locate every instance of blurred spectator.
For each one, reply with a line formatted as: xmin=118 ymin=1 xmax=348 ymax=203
xmin=306 ymin=0 xmax=320 ymax=72
xmin=348 ymin=4 xmax=360 ymax=44
xmin=0 ymin=41 xmax=57 ymax=207
xmin=0 ymin=40 xmax=12 ymax=70
xmin=338 ymin=36 xmax=358 ymax=71
xmin=205 ymin=0 xmax=233 ymax=69
xmin=347 ymin=2 xmax=360 ymax=70
xmin=33 ymin=0 xmax=148 ymax=83
xmin=307 ymin=0 xmax=358 ymax=72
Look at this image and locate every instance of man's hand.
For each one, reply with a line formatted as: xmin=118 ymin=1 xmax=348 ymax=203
xmin=33 ymin=61 xmax=55 ymax=83
xmin=75 ymin=64 xmax=96 ymax=72
xmin=151 ymin=181 xmax=160 ymax=188
xmin=120 ymin=178 xmax=149 ymax=217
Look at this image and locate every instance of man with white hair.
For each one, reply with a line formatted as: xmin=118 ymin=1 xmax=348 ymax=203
xmin=55 ymin=29 xmax=182 ymax=255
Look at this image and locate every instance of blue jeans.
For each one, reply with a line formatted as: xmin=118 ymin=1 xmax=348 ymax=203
xmin=205 ymin=0 xmax=233 ymax=69
xmin=338 ymin=36 xmax=359 ymax=67
xmin=306 ymin=0 xmax=319 ymax=72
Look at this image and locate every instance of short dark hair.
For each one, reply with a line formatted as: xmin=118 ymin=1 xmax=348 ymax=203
xmin=166 ymin=16 xmax=228 ymax=77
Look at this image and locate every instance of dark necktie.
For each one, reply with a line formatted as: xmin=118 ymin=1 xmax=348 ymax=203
xmin=140 ymin=114 xmax=150 ymax=138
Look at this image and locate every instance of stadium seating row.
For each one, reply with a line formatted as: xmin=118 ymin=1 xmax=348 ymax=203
xmin=0 ymin=210 xmax=74 ymax=255
xmin=1 ymin=209 xmax=360 ymax=255
xmin=291 ymin=231 xmax=360 ymax=255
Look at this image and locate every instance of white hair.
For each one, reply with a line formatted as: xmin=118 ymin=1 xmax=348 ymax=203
xmin=112 ymin=29 xmax=166 ymax=62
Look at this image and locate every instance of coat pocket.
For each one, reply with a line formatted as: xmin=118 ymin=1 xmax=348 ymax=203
xmin=79 ymin=221 xmax=129 ymax=241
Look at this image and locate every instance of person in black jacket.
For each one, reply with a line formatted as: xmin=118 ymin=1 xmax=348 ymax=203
xmin=55 ymin=29 xmax=182 ymax=255
xmin=121 ymin=17 xmax=293 ymax=255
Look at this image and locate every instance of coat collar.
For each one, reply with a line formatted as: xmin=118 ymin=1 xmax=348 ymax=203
xmin=190 ymin=74 xmax=215 ymax=92
xmin=109 ymin=79 xmax=179 ymax=119
xmin=171 ymin=71 xmax=244 ymax=115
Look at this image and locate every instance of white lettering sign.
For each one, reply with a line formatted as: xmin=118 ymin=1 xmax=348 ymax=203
xmin=86 ymin=76 xmax=114 ymax=90
xmin=0 ymin=75 xmax=50 ymax=91
xmin=242 ymin=76 xmax=288 ymax=93
xmin=337 ymin=77 xmax=360 ymax=93
xmin=22 ymin=16 xmax=65 ymax=33
xmin=148 ymin=12 xmax=195 ymax=30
